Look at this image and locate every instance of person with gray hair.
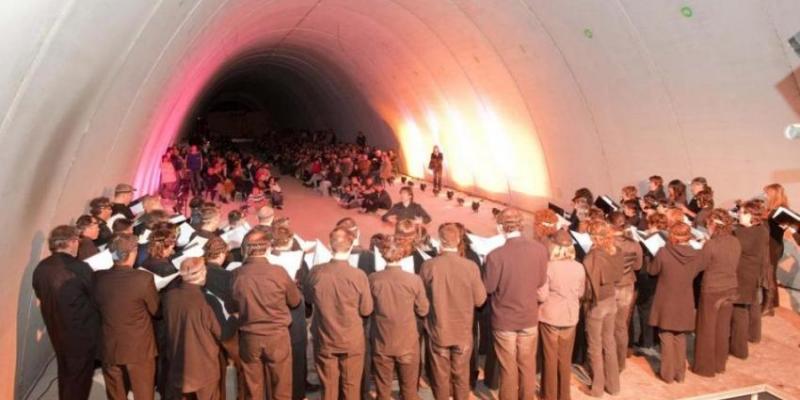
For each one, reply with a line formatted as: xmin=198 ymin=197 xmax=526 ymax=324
xmin=162 ymin=257 xmax=223 ymax=399
xmin=32 ymin=225 xmax=99 ymax=400
xmin=257 ymin=205 xmax=275 ymax=227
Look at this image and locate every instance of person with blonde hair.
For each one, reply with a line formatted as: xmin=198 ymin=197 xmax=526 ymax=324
xmin=305 ymin=228 xmax=373 ymax=400
xmin=764 ymin=183 xmax=789 ymax=314
xmin=369 ymin=236 xmax=429 ymax=400
xmin=582 ymin=220 xmax=623 ymax=395
xmin=538 ymin=230 xmax=585 ymax=400
xmin=648 ymin=222 xmax=703 ymax=383
xmin=484 ymin=208 xmax=548 ymax=400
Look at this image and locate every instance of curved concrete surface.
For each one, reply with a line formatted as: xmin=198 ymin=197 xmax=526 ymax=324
xmin=2 ymin=1 xmax=799 ymax=397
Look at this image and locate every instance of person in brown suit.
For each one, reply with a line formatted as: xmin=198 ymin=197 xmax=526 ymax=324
xmin=648 ymin=222 xmax=703 ymax=383
xmin=693 ymin=209 xmax=740 ymax=377
xmin=608 ymin=212 xmax=643 ymax=371
xmin=93 ymin=233 xmax=160 ymax=400
xmin=163 ymin=257 xmax=223 ymax=399
xmin=231 ymin=229 xmax=302 ymax=400
xmin=583 ymin=220 xmax=623 ymax=396
xmin=305 ymin=228 xmax=373 ymax=400
xmin=483 ymin=209 xmax=547 ymax=400
xmin=420 ymin=223 xmax=486 ymax=400
xmin=731 ymin=200 xmax=770 ymax=358
xmin=369 ymin=235 xmax=430 ymax=400
xmin=32 ymin=225 xmax=100 ymax=400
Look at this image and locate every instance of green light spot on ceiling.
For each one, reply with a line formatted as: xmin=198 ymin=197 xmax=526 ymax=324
xmin=681 ymin=6 xmax=693 ymax=18
xmin=584 ymin=28 xmax=593 ymax=39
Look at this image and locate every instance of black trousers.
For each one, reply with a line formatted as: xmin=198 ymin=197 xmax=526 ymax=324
xmin=55 ymin=352 xmax=96 ymax=400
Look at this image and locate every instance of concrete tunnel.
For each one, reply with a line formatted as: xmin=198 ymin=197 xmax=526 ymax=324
xmin=1 ymin=0 xmax=800 ymax=397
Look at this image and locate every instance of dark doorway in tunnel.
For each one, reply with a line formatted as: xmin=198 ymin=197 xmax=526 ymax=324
xmin=177 ymin=48 xmax=399 ymax=152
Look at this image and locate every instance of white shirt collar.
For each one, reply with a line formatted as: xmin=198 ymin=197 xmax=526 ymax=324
xmin=505 ymin=231 xmax=521 ymax=239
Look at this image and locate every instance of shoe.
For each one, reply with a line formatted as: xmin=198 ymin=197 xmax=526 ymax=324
xmin=305 ymin=382 xmax=321 ymax=393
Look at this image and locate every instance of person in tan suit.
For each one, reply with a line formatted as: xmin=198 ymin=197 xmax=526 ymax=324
xmin=305 ymin=228 xmax=374 ymax=400
xmin=163 ymin=257 xmax=223 ymax=399
xmin=483 ymin=209 xmax=548 ymax=400
xmin=420 ymin=223 xmax=486 ymax=400
xmin=369 ymin=235 xmax=430 ymax=400
xmin=93 ymin=233 xmax=160 ymax=400
xmin=231 ymin=229 xmax=302 ymax=400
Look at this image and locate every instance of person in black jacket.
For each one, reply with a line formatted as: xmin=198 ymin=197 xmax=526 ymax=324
xmin=428 ymin=146 xmax=444 ymax=193
xmin=381 ymin=187 xmax=431 ymax=225
xmin=361 ymin=182 xmax=392 ymax=214
xmin=111 ymin=183 xmax=136 ymax=219
xmin=32 ymin=225 xmax=100 ymax=400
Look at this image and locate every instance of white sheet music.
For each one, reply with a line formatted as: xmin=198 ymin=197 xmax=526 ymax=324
xmin=220 ymin=225 xmax=248 ymax=249
xmin=348 ymin=253 xmax=360 ymax=268
xmin=641 ymin=233 xmax=666 ymax=256
xmin=226 ymin=261 xmax=243 ymax=271
xmin=183 ymin=236 xmax=208 ymax=257
xmin=138 ymin=229 xmax=151 ymax=244
xmin=176 ymin=223 xmax=195 ymax=247
xmin=294 ymin=234 xmax=318 ymax=252
xmin=206 ymin=290 xmax=231 ymax=320
xmin=169 ymin=214 xmax=187 ymax=225
xmin=374 ymin=247 xmax=415 ymax=273
xmin=140 ymin=269 xmax=180 ymax=291
xmin=569 ymin=231 xmax=593 ymax=254
xmin=130 ymin=202 xmax=145 ymax=216
xmin=84 ymin=249 xmax=113 ymax=271
xmin=417 ymin=248 xmax=433 ymax=261
xmin=311 ymin=240 xmax=332 ymax=266
xmin=466 ymin=233 xmax=506 ymax=256
xmin=268 ymin=251 xmax=304 ymax=278
xmin=555 ymin=213 xmax=571 ymax=230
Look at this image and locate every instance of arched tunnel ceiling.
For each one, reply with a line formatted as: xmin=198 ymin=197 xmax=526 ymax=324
xmin=1 ymin=1 xmax=800 ymax=396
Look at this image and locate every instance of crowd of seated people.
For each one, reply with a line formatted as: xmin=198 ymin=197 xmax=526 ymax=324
xmin=31 ymin=129 xmax=800 ymax=400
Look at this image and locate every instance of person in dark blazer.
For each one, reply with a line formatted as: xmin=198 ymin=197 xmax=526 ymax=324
xmin=93 ymin=233 xmax=160 ymax=400
xmin=32 ymin=225 xmax=100 ymax=400
xmin=231 ymin=229 xmax=302 ymax=400
xmin=369 ymin=236 xmax=430 ymax=400
xmin=648 ymin=222 xmax=703 ymax=383
xmin=88 ymin=197 xmax=114 ymax=246
xmin=304 ymin=228 xmax=373 ymax=400
xmin=381 ymin=187 xmax=432 ymax=225
xmin=421 ymin=223 xmax=486 ymax=400
xmin=75 ymin=215 xmax=100 ymax=260
xmin=111 ymin=183 xmax=137 ymax=219
xmin=428 ymin=145 xmax=444 ymax=193
xmin=162 ymin=257 xmax=223 ymax=399
xmin=694 ymin=209 xmax=740 ymax=377
xmin=731 ymin=200 xmax=770 ymax=358
xmin=609 ymin=212 xmax=643 ymax=371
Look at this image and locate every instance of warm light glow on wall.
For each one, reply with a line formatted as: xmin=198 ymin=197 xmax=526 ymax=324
xmin=393 ymin=100 xmax=550 ymax=198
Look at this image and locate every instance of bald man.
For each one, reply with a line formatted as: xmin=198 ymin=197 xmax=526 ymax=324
xmin=305 ymin=228 xmax=373 ymax=400
xmin=231 ymin=229 xmax=302 ymax=400
xmin=257 ymin=205 xmax=275 ymax=227
xmin=163 ymin=258 xmax=223 ymax=399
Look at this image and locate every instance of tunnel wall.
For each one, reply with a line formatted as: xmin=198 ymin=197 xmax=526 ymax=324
xmin=2 ymin=1 xmax=799 ymax=397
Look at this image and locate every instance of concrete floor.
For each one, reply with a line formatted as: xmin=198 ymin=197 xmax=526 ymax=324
xmin=28 ymin=178 xmax=800 ymax=399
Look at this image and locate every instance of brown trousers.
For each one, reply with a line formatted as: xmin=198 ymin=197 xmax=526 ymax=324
xmin=657 ymin=331 xmax=687 ymax=383
xmin=614 ymin=284 xmax=635 ymax=370
xmin=693 ymin=290 xmax=735 ymax=376
xmin=315 ymin=351 xmax=364 ymax=400
xmin=167 ymin=382 xmax=222 ymax=400
xmin=585 ymin=296 xmax=619 ymax=397
xmin=428 ymin=339 xmax=473 ymax=400
xmin=731 ymin=301 xmax=761 ymax=359
xmin=539 ymin=323 xmax=576 ymax=400
xmin=102 ymin=357 xmax=156 ymax=400
xmin=493 ymin=326 xmax=538 ymax=400
xmin=372 ymin=350 xmax=420 ymax=400
xmin=55 ymin=352 xmax=95 ymax=400
xmin=240 ymin=332 xmax=293 ymax=400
